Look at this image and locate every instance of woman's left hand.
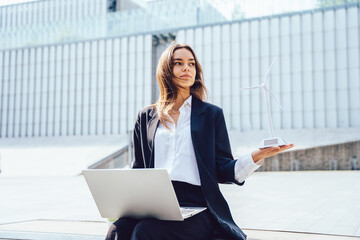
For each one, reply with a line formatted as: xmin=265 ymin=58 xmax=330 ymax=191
xmin=251 ymin=144 xmax=295 ymax=163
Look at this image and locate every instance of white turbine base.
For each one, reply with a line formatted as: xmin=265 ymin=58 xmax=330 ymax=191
xmin=259 ymin=137 xmax=287 ymax=149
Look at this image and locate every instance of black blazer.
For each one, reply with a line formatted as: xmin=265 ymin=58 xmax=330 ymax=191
xmin=132 ymin=95 xmax=247 ymax=240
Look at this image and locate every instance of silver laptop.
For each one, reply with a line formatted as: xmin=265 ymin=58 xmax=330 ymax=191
xmin=82 ymin=169 xmax=207 ymax=221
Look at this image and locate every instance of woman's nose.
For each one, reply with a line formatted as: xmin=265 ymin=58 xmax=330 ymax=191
xmin=183 ymin=64 xmax=190 ymax=71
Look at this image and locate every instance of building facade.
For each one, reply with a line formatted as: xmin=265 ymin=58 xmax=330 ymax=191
xmin=0 ymin=1 xmax=359 ymax=138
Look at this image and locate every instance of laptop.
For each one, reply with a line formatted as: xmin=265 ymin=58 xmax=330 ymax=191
xmin=82 ymin=169 xmax=207 ymax=221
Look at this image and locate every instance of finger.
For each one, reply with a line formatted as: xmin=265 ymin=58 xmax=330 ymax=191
xmin=276 ymin=144 xmax=294 ymax=152
xmin=279 ymin=144 xmax=294 ymax=148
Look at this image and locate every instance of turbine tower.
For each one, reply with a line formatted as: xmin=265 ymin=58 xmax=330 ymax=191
xmin=241 ymin=58 xmax=287 ymax=148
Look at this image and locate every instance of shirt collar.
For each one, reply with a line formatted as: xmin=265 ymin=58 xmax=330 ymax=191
xmin=184 ymin=95 xmax=192 ymax=107
xmin=179 ymin=95 xmax=192 ymax=112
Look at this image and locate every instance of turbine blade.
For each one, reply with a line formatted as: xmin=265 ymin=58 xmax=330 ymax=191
xmin=264 ymin=57 xmax=277 ymax=85
xmin=264 ymin=87 xmax=283 ymax=109
xmin=240 ymin=85 xmax=262 ymax=91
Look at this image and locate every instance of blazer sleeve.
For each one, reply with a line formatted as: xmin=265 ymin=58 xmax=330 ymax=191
xmin=215 ymin=109 xmax=244 ymax=186
xmin=132 ymin=110 xmax=145 ymax=169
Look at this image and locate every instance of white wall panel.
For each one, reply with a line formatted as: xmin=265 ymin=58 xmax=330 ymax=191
xmin=324 ymin=24 xmax=337 ymax=130
xmin=1 ymin=8 xmax=6 ymax=28
xmin=280 ymin=17 xmax=292 ymax=129
xmin=75 ymin=43 xmax=84 ymax=135
xmin=240 ymin=21 xmax=251 ymax=131
xmin=97 ymin=40 xmax=105 ymax=134
xmin=177 ymin=30 xmax=185 ymax=43
xmin=259 ymin=18 xmax=270 ymax=131
xmin=302 ymin=13 xmax=314 ymax=128
xmin=349 ymin=68 xmax=360 ymax=127
xmin=5 ymin=6 xmax=11 ymax=28
xmin=337 ymin=69 xmax=349 ymax=127
xmin=8 ymin=51 xmax=16 ymax=137
xmin=40 ymin=47 xmax=49 ymax=137
xmin=89 ymin=41 xmax=97 ymax=135
xmin=135 ymin=36 xmax=144 ymax=118
xmin=67 ymin=44 xmax=76 ymax=136
xmin=82 ymin=42 xmax=91 ymax=135
xmin=143 ymin=35 xmax=152 ymax=107
xmin=194 ymin=28 xmax=204 ymax=65
xmin=335 ymin=9 xmax=349 ymax=128
xmin=230 ymin=23 xmax=240 ymax=130
xmin=185 ymin=29 xmax=194 ymax=49
xmin=34 ymin=48 xmax=43 ymax=136
xmin=128 ymin=36 xmax=136 ymax=132
xmin=203 ymin=26 xmax=212 ymax=102
xmin=27 ymin=49 xmax=35 ymax=136
xmin=14 ymin=50 xmax=22 ymax=137
xmin=1 ymin=51 xmax=9 ymax=137
xmin=104 ymin=39 xmax=113 ymax=135
xmin=212 ymin=25 xmax=221 ymax=107
xmin=54 ymin=46 xmax=62 ymax=136
xmin=291 ymin=15 xmax=303 ymax=129
xmin=269 ymin=18 xmax=282 ymax=130
xmin=250 ymin=20 xmax=261 ymax=130
xmin=120 ymin=38 xmax=128 ymax=133
xmin=20 ymin=49 xmax=29 ymax=137
xmin=221 ymin=24 xmax=231 ymax=126
xmin=61 ymin=45 xmax=69 ymax=136
xmin=113 ymin=39 xmax=121 ymax=134
xmin=348 ymin=7 xmax=359 ymax=50
xmin=312 ymin=12 xmax=326 ymax=128
xmin=47 ymin=46 xmax=55 ymax=136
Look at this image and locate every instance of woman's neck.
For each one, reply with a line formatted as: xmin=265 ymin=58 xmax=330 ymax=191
xmin=173 ymin=90 xmax=190 ymax=111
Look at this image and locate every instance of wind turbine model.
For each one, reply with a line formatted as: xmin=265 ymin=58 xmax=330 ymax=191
xmin=241 ymin=57 xmax=287 ymax=148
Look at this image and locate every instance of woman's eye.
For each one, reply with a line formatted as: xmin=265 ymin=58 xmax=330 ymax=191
xmin=174 ymin=62 xmax=181 ymax=65
xmin=190 ymin=63 xmax=195 ymax=66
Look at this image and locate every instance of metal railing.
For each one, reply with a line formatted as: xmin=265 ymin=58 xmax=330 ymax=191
xmin=88 ymin=131 xmax=134 ymax=169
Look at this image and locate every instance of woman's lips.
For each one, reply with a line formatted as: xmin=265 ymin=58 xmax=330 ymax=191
xmin=180 ymin=74 xmax=191 ymax=78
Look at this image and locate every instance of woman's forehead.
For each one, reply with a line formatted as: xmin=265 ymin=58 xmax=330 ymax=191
xmin=173 ymin=48 xmax=194 ymax=60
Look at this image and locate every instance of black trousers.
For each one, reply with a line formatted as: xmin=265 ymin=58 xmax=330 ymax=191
xmin=105 ymin=181 xmax=218 ymax=240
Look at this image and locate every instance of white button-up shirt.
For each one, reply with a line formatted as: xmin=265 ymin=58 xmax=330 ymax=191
xmin=154 ymin=95 xmax=263 ymax=186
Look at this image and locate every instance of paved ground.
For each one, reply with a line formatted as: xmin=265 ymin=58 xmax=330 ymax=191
xmin=0 ymin=134 xmax=128 ymax=176
xmin=1 ymin=171 xmax=359 ymax=239
xmin=1 ymin=128 xmax=359 ymax=239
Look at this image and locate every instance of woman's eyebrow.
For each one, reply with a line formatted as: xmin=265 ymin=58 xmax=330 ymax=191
xmin=173 ymin=58 xmax=195 ymax=61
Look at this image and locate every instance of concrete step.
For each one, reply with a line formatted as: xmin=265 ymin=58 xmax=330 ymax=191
xmin=0 ymin=220 xmax=359 ymax=240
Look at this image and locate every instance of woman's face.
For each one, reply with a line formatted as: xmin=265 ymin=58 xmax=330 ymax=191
xmin=172 ymin=48 xmax=196 ymax=91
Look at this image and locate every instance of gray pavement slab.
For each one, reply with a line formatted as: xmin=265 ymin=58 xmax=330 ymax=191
xmin=221 ymin=171 xmax=360 ymax=237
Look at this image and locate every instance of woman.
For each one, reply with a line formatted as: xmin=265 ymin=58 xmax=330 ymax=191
xmin=106 ymin=43 xmax=294 ymax=240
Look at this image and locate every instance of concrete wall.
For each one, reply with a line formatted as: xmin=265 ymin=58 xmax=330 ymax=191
xmin=259 ymin=141 xmax=360 ymax=171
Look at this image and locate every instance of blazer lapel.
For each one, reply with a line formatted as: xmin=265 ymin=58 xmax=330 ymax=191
xmin=147 ymin=108 xmax=159 ymax=168
xmin=190 ymin=96 xmax=205 ymax=164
